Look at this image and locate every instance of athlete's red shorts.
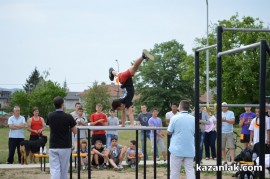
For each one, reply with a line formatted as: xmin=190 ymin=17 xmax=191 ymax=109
xmin=118 ymin=69 xmax=133 ymax=83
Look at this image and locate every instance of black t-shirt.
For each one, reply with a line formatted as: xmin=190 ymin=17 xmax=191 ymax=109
xmin=92 ymin=146 xmax=104 ymax=153
xmin=120 ymin=78 xmax=134 ymax=109
xmin=47 ymin=110 xmax=76 ymax=148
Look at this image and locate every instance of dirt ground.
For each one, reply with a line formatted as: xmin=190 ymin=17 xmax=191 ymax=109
xmin=0 ymin=167 xmax=235 ymax=179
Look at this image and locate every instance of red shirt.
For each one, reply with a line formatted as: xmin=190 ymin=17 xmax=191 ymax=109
xmin=90 ymin=112 xmax=107 ymax=135
xmin=30 ymin=117 xmax=43 ymax=136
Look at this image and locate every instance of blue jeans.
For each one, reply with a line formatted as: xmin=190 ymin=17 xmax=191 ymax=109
xmin=106 ymin=134 xmax=118 ymax=147
xmin=199 ymin=132 xmax=205 ymax=162
xmin=140 ymin=131 xmax=159 ymax=160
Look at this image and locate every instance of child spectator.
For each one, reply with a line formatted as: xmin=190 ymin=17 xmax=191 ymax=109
xmin=91 ymin=140 xmax=109 ymax=170
xmin=148 ymin=108 xmax=167 ymax=162
xmin=74 ymin=107 xmax=89 ymax=153
xmin=90 ymin=104 xmax=108 ymax=145
xmin=106 ymin=109 xmax=119 ymax=147
xmin=126 ymin=140 xmax=144 ymax=168
xmin=79 ymin=139 xmax=94 ymax=170
xmin=108 ymin=137 xmax=127 ymax=170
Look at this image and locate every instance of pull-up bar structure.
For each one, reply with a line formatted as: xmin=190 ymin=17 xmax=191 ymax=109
xmin=199 ymin=103 xmax=270 ymax=108
xmin=194 ymin=44 xmax=217 ymax=179
xmin=215 ymin=26 xmax=270 ymax=179
xmin=195 ymin=26 xmax=270 ymax=179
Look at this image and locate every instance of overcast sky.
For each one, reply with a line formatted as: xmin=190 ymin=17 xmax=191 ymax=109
xmin=0 ymin=0 xmax=269 ymax=92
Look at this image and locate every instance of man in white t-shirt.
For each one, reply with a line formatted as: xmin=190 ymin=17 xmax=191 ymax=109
xmin=249 ymin=107 xmax=270 ymax=145
xmin=165 ymin=103 xmax=179 ymax=126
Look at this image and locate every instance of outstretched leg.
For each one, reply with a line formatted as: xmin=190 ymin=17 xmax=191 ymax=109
xmin=109 ymin=49 xmax=154 ymax=81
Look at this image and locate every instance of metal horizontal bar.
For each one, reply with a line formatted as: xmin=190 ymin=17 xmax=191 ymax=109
xmin=76 ymin=126 xmax=168 ymax=130
xmin=199 ymin=104 xmax=269 ymax=108
xmin=195 ymin=44 xmax=217 ymax=52
xmin=217 ymin=42 xmax=261 ymax=57
xmin=223 ymin=28 xmax=270 ymax=32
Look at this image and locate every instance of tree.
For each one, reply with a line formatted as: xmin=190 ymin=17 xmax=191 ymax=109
xmin=29 ymin=80 xmax=67 ymax=119
xmin=84 ymin=81 xmax=111 ymax=115
xmin=183 ymin=14 xmax=270 ymax=108
xmin=23 ymin=67 xmax=43 ymax=93
xmin=9 ymin=91 xmax=30 ymax=117
xmin=133 ymin=40 xmax=194 ymax=119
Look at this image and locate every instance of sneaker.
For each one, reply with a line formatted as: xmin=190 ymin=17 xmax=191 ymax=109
xmin=223 ymin=161 xmax=227 ymax=165
xmin=109 ymin=67 xmax=115 ymax=81
xmin=142 ymin=49 xmax=154 ymax=61
xmin=130 ymin=164 xmax=136 ymax=169
xmin=118 ymin=164 xmax=123 ymax=170
xmin=96 ymin=165 xmax=103 ymax=170
xmin=114 ymin=166 xmax=120 ymax=171
xmin=102 ymin=163 xmax=107 ymax=169
xmin=156 ymin=157 xmax=161 ymax=161
xmin=82 ymin=166 xmax=86 ymax=170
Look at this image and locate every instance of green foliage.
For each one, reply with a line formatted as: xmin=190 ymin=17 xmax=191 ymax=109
xmin=9 ymin=91 xmax=30 ymax=117
xmin=133 ymin=40 xmax=194 ymax=119
xmin=84 ymin=81 xmax=111 ymax=115
xmin=23 ymin=67 xmax=43 ymax=93
xmin=29 ymin=80 xmax=67 ymax=119
xmin=183 ymin=14 xmax=270 ymax=115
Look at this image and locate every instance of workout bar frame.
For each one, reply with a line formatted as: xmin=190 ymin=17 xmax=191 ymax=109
xmin=199 ymin=104 xmax=270 ymax=108
xmin=223 ymin=27 xmax=270 ymax=32
xmin=216 ymin=25 xmax=270 ymax=179
xmin=217 ymin=42 xmax=261 ymax=57
xmin=194 ymin=43 xmax=217 ymax=179
xmin=71 ymin=126 xmax=169 ymax=179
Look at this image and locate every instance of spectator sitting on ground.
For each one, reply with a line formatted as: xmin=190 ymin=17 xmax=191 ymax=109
xmin=108 ymin=137 xmax=127 ymax=171
xmin=79 ymin=139 xmax=94 ymax=170
xmin=126 ymin=140 xmax=143 ymax=169
xmin=91 ymin=140 xmax=109 ymax=170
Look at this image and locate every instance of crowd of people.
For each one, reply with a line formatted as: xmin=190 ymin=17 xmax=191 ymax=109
xmin=6 ymin=49 xmax=270 ymax=179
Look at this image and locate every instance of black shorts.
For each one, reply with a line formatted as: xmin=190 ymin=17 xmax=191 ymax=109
xmin=240 ymin=134 xmax=250 ymax=143
xmin=92 ymin=155 xmax=104 ymax=166
xmin=92 ymin=134 xmax=106 ymax=145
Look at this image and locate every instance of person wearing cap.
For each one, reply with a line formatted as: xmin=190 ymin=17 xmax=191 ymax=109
xmin=221 ymin=102 xmax=235 ymax=165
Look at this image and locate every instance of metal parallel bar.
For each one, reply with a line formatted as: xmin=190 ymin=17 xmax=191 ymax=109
xmin=136 ymin=130 xmax=138 ymax=179
xmin=167 ymin=134 xmax=170 ymax=179
xmin=216 ymin=25 xmax=223 ymax=179
xmin=154 ymin=130 xmax=157 ymax=179
xmin=143 ymin=130 xmax=147 ymax=179
xmin=195 ymin=50 xmax=200 ymax=179
xmin=77 ymin=128 xmax=81 ymax=179
xmin=223 ymin=27 xmax=270 ymax=32
xmin=259 ymin=40 xmax=267 ymax=179
xmin=88 ymin=129 xmax=91 ymax=179
xmin=77 ymin=126 xmax=167 ymax=130
xmin=200 ymin=104 xmax=270 ymax=107
xmin=195 ymin=44 xmax=217 ymax=52
xmin=217 ymin=42 xmax=261 ymax=57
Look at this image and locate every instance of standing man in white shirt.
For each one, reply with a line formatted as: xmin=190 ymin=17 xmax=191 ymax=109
xmin=168 ymin=100 xmax=195 ymax=179
xmin=221 ymin=102 xmax=235 ymax=165
xmin=7 ymin=106 xmax=25 ymax=164
xmin=165 ymin=103 xmax=179 ymax=126
xmin=249 ymin=107 xmax=270 ymax=145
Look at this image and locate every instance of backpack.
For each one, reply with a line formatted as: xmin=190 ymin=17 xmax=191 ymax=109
xmin=234 ymin=148 xmax=252 ymax=162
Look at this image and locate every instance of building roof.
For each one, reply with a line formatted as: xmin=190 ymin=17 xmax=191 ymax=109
xmin=65 ymin=92 xmax=80 ymax=100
